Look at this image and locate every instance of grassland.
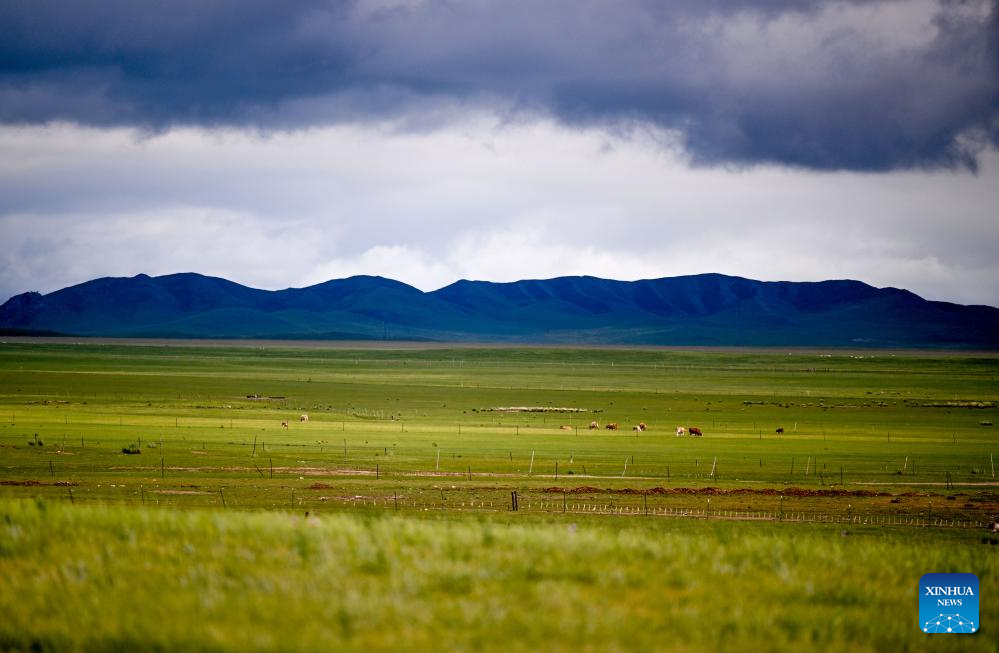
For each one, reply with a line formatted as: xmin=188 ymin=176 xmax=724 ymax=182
xmin=3 ymin=500 xmax=996 ymax=653
xmin=0 ymin=341 xmax=997 ymax=651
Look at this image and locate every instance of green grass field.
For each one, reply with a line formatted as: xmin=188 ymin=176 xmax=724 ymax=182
xmin=1 ymin=341 xmax=997 ymax=651
xmin=2 ymin=500 xmax=996 ymax=653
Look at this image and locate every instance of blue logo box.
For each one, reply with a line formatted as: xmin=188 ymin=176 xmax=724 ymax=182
xmin=920 ymin=573 xmax=979 ymax=634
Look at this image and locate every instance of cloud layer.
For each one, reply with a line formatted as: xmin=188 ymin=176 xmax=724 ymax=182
xmin=1 ymin=0 xmax=997 ymax=170
xmin=2 ymin=1 xmax=997 ymax=310
xmin=2 ymin=121 xmax=997 ymax=307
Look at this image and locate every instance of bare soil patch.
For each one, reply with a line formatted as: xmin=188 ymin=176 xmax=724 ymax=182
xmin=857 ymin=481 xmax=999 ymax=487
xmin=487 ymin=406 xmax=588 ymax=413
xmin=0 ymin=479 xmax=78 ymax=487
xmin=542 ymin=486 xmax=890 ymax=498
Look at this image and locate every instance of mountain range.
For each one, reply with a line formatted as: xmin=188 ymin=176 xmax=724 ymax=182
xmin=1 ymin=272 xmax=997 ymax=348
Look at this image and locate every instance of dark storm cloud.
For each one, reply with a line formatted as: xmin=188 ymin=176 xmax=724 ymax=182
xmin=0 ymin=0 xmax=996 ymax=170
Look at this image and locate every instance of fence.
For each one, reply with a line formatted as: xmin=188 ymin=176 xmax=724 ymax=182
xmin=6 ymin=482 xmax=991 ymax=530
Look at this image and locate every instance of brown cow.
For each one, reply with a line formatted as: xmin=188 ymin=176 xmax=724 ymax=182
xmin=606 ymin=423 xmax=619 ymax=430
xmin=689 ymin=426 xmax=703 ymax=437
xmin=639 ymin=422 xmax=647 ymax=431
xmin=589 ymin=421 xmax=599 ymax=430
xmin=281 ymin=421 xmax=289 ymax=429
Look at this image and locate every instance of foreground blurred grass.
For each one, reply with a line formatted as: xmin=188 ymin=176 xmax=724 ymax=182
xmin=1 ymin=500 xmax=994 ymax=652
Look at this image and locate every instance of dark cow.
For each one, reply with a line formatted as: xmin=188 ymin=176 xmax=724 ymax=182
xmin=776 ymin=427 xmax=784 ymax=435
xmin=689 ymin=426 xmax=703 ymax=437
xmin=606 ymin=422 xmax=619 ymax=430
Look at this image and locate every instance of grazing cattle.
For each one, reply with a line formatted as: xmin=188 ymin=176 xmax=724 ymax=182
xmin=281 ymin=421 xmax=289 ymax=429
xmin=606 ymin=423 xmax=619 ymax=430
xmin=589 ymin=421 xmax=599 ymax=430
xmin=300 ymin=414 xmax=309 ymax=423
xmin=775 ymin=427 xmax=784 ymax=435
xmin=560 ymin=425 xmax=573 ymax=431
xmin=675 ymin=426 xmax=687 ymax=437
xmin=689 ymin=426 xmax=703 ymax=437
xmin=633 ymin=422 xmax=647 ymax=432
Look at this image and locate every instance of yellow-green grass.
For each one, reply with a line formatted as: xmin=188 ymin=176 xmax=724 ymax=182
xmin=0 ymin=342 xmax=997 ymax=650
xmin=1 ymin=342 xmax=996 ymax=515
xmin=1 ymin=499 xmax=996 ymax=653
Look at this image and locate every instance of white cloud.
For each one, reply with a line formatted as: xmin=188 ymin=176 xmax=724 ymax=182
xmin=0 ymin=207 xmax=330 ymax=294
xmin=1 ymin=119 xmax=997 ymax=307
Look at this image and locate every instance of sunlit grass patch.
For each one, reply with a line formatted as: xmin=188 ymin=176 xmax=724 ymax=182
xmin=1 ymin=500 xmax=995 ymax=652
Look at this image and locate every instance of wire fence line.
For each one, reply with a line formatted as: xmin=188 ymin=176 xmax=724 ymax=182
xmin=4 ymin=454 xmax=997 ymax=488
xmin=10 ymin=484 xmax=992 ymax=530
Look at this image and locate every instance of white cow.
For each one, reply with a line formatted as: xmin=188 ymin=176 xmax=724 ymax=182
xmin=675 ymin=426 xmax=687 ymax=437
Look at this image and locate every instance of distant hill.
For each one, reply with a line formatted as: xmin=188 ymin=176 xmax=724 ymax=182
xmin=2 ymin=272 xmax=997 ymax=347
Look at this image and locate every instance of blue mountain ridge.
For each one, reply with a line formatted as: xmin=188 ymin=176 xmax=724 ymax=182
xmin=1 ymin=272 xmax=997 ymax=347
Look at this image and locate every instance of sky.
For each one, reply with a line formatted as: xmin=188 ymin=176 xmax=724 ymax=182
xmin=1 ymin=0 xmax=997 ymax=307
